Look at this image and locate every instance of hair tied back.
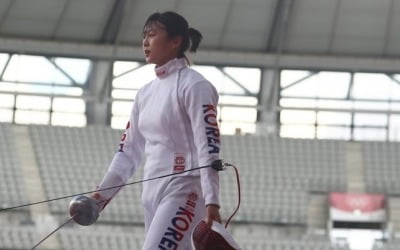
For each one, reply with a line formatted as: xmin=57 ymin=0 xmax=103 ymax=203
xmin=188 ymin=28 xmax=203 ymax=53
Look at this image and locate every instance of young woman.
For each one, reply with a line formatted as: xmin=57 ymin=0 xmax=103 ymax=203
xmin=92 ymin=11 xmax=222 ymax=249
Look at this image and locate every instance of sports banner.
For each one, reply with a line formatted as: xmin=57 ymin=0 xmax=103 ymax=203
xmin=329 ymin=192 xmax=386 ymax=222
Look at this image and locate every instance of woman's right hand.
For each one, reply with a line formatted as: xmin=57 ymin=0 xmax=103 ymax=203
xmin=90 ymin=192 xmax=107 ymax=211
xmin=91 ymin=192 xmax=102 ymax=201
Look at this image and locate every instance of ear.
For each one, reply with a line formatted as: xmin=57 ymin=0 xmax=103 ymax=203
xmin=171 ymin=36 xmax=183 ymax=49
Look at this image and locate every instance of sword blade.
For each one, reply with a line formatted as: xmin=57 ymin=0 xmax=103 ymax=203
xmin=31 ymin=214 xmax=77 ymax=250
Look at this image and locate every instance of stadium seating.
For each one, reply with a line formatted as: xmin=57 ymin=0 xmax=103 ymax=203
xmin=57 ymin=226 xmax=144 ymax=250
xmin=27 ymin=125 xmax=324 ymax=225
xmin=239 ymin=239 xmax=350 ymax=250
xmin=0 ymin=124 xmax=29 ymax=210
xmin=372 ymin=238 xmax=400 ymax=250
xmin=0 ymin=224 xmax=145 ymax=250
xmin=0 ymin=224 xmax=353 ymax=250
xmin=362 ymin=142 xmax=400 ymax=195
xmin=0 ymin=225 xmax=38 ymax=249
xmin=28 ymin=125 xmax=145 ymax=224
xmin=3 ymin=123 xmax=400 ymax=249
xmin=221 ymin=136 xmax=347 ymax=193
xmin=220 ymin=135 xmax=347 ymax=224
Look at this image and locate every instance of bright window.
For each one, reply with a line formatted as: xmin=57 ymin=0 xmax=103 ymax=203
xmin=280 ymin=70 xmax=400 ymax=141
xmin=0 ymin=53 xmax=89 ymax=127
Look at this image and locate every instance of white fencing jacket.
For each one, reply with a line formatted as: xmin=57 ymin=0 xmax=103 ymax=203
xmin=98 ymin=58 xmax=220 ymax=207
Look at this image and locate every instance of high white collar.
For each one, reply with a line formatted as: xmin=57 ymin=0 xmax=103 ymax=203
xmin=154 ymin=58 xmax=187 ymax=78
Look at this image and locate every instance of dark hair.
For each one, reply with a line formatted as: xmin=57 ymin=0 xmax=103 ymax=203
xmin=143 ymin=11 xmax=203 ymax=62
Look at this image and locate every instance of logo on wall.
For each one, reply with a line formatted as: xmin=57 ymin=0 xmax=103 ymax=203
xmin=346 ymin=196 xmax=369 ymax=210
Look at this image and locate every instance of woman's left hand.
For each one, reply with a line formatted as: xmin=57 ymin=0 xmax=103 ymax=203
xmin=206 ymin=204 xmax=221 ymax=227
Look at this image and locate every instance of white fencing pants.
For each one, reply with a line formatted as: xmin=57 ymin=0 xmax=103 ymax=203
xmin=141 ymin=176 xmax=205 ymax=250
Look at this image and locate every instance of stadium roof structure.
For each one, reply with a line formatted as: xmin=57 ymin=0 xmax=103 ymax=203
xmin=0 ymin=0 xmax=399 ymax=71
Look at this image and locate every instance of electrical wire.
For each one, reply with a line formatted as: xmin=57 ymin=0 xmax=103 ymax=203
xmin=0 ymin=165 xmax=210 ymax=213
xmin=224 ymin=163 xmax=241 ymax=229
xmin=0 ymin=161 xmax=241 ymax=250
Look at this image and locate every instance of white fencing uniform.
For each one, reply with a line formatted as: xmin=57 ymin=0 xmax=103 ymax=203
xmin=96 ymin=58 xmax=220 ymax=250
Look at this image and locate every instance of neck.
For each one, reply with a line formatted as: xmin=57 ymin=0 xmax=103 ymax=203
xmin=156 ymin=54 xmax=179 ymax=67
xmin=154 ymin=57 xmax=187 ymax=78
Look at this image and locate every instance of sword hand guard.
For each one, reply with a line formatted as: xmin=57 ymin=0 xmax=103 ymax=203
xmin=69 ymin=195 xmax=100 ymax=226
